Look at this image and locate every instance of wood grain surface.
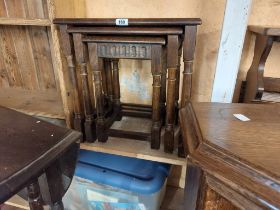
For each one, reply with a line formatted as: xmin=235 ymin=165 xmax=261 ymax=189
xmin=0 ymin=0 xmax=57 ymax=91
xmin=180 ymin=102 xmax=280 ymax=209
xmin=0 ymin=88 xmax=64 ymax=119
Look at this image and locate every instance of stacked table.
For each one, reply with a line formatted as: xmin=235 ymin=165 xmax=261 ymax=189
xmin=54 ymin=18 xmax=201 ymax=153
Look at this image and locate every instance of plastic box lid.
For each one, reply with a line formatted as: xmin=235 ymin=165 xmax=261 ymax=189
xmin=78 ymin=150 xmax=169 ymax=180
xmin=75 ymin=150 xmax=170 ymax=194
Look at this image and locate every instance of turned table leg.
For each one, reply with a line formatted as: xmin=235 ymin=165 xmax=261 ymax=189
xmin=73 ymin=33 xmax=96 ymax=142
xmin=151 ymin=45 xmax=162 ymax=149
xmin=160 ymin=47 xmax=167 ymax=122
xmin=181 ymin=26 xmax=197 ymax=107
xmin=164 ymin=35 xmax=179 ymax=153
xmin=104 ymin=59 xmax=114 ymax=110
xmin=175 ymin=45 xmax=183 ymax=125
xmin=101 ymin=59 xmax=108 ymax=103
xmin=178 ymin=26 xmax=197 ymax=157
xmin=112 ymin=59 xmax=122 ymax=120
xmin=59 ymin=25 xmax=84 ymax=132
xmin=80 ymin=63 xmax=96 ymax=142
xmin=88 ymin=43 xmax=108 ymax=142
xmin=243 ymin=34 xmax=274 ymax=103
xmin=66 ymin=55 xmax=84 ymax=133
xmin=27 ymin=179 xmax=43 ymax=210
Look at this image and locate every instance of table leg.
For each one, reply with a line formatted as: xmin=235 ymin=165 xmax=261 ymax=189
xmin=112 ymin=59 xmax=122 ymax=121
xmin=59 ymin=26 xmax=84 ymax=132
xmin=164 ymin=35 xmax=179 ymax=153
xmin=66 ymin=55 xmax=84 ymax=133
xmin=179 ymin=26 xmax=197 ymax=157
xmin=27 ymin=179 xmax=43 ymax=210
xmin=80 ymin=63 xmax=96 ymax=142
xmin=101 ymin=59 xmax=108 ymax=102
xmin=45 ymin=161 xmax=65 ymax=210
xmin=151 ymin=45 xmax=162 ymax=149
xmin=105 ymin=59 xmax=114 ymax=104
xmin=180 ymin=26 xmax=197 ymax=108
xmin=175 ymin=45 xmax=183 ymax=125
xmin=160 ymin=47 xmax=167 ymax=123
xmin=243 ymin=34 xmax=274 ymax=102
xmin=88 ymin=43 xmax=108 ymax=142
xmin=73 ymin=33 xmax=96 ymax=142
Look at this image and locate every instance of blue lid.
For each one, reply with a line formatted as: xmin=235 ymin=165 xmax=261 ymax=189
xmin=75 ymin=162 xmax=169 ymax=194
xmin=78 ymin=150 xmax=169 ymax=180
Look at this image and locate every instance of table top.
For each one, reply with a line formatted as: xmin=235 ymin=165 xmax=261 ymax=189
xmin=53 ymin=18 xmax=202 ymax=26
xmin=0 ymin=106 xmax=81 ymax=202
xmin=180 ymin=102 xmax=280 ymax=208
xmin=249 ymin=25 xmax=280 ymax=36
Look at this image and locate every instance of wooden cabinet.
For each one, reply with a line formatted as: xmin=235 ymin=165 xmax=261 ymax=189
xmin=180 ymin=102 xmax=280 ymax=209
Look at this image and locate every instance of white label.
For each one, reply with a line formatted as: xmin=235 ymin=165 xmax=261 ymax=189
xmin=116 ymin=18 xmax=128 ymax=26
xmin=233 ymin=114 xmax=250 ymax=121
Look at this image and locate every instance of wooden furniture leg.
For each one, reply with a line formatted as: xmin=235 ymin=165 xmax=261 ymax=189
xmin=243 ymin=34 xmax=274 ymax=102
xmin=73 ymin=33 xmax=96 ymax=142
xmin=184 ymin=160 xmax=205 ymax=210
xmin=151 ymin=45 xmax=162 ymax=149
xmin=112 ymin=59 xmax=122 ymax=121
xmin=175 ymin=44 xmax=183 ymax=125
xmin=178 ymin=26 xmax=197 ymax=157
xmin=59 ymin=25 xmax=84 ymax=132
xmin=160 ymin=47 xmax=167 ymax=123
xmin=104 ymin=59 xmax=114 ymax=103
xmin=45 ymin=161 xmax=65 ymax=210
xmin=88 ymin=43 xmax=108 ymax=142
xmin=80 ymin=63 xmax=96 ymax=142
xmin=101 ymin=59 xmax=108 ymax=102
xmin=164 ymin=35 xmax=179 ymax=153
xmin=180 ymin=26 xmax=197 ymax=107
xmin=27 ymin=179 xmax=44 ymax=210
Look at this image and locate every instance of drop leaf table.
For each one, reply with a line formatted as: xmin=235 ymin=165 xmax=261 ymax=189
xmin=0 ymin=106 xmax=81 ymax=210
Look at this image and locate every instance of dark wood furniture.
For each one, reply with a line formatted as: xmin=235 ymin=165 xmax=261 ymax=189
xmin=243 ymin=26 xmax=280 ymax=103
xmin=0 ymin=106 xmax=81 ymax=210
xmin=54 ymin=18 xmax=201 ymax=153
xmin=180 ymin=102 xmax=280 ymax=210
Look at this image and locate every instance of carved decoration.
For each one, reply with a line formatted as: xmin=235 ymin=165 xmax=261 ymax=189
xmin=97 ymin=43 xmax=152 ymax=59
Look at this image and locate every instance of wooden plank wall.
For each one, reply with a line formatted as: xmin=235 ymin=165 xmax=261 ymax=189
xmin=0 ymin=0 xmax=58 ymax=91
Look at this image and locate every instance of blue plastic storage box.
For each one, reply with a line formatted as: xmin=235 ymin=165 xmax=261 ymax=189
xmin=63 ymin=150 xmax=170 ymax=210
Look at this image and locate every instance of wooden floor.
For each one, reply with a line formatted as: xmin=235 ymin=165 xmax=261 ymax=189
xmin=0 ymin=88 xmax=65 ymax=119
xmin=4 ymin=186 xmax=184 ymax=210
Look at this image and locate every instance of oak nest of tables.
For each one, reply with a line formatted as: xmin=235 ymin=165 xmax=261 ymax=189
xmin=53 ymin=18 xmax=201 ymax=154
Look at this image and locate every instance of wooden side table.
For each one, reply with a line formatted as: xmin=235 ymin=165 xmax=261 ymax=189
xmin=54 ymin=18 xmax=201 ymax=153
xmin=180 ymin=102 xmax=280 ymax=209
xmin=243 ymin=26 xmax=280 ymax=103
xmin=0 ymin=106 xmax=81 ymax=210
